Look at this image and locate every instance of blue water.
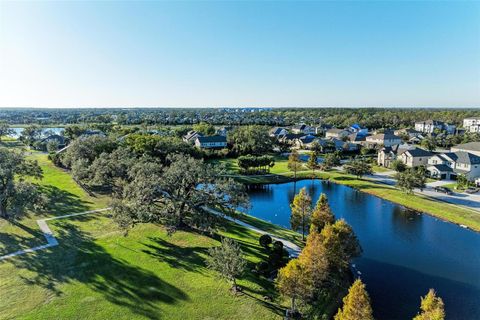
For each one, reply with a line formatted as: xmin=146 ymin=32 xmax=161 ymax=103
xmin=245 ymin=179 xmax=480 ymax=320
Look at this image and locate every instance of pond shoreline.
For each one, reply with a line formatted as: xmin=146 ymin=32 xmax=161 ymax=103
xmin=235 ymin=171 xmax=480 ymax=232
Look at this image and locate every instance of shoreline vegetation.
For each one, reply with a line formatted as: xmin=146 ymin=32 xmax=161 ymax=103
xmin=216 ymin=158 xmax=480 ymax=233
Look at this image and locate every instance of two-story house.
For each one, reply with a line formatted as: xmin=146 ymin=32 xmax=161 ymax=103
xmin=451 ymin=142 xmax=480 ymax=157
xmin=349 ymin=124 xmax=368 ymax=136
xmin=427 ymin=151 xmax=480 ymax=180
xmin=325 ymin=128 xmax=350 ymax=139
xmin=291 ymin=124 xmax=316 ymax=135
xmin=415 ymin=120 xmax=456 ymax=134
xmin=463 ymin=117 xmax=480 ymax=133
xmin=270 ymin=127 xmax=288 ymax=138
xmin=365 ymin=133 xmax=402 ymax=147
xmin=183 ymin=130 xmax=203 ymax=144
xmin=398 ymin=148 xmax=433 ymax=168
xmin=377 ymin=144 xmax=413 ymax=167
xmin=195 ymin=135 xmax=227 ymax=149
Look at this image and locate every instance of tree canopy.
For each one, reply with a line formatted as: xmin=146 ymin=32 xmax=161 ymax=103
xmin=206 ymin=237 xmax=246 ymax=292
xmin=334 ymin=279 xmax=374 ymax=320
xmin=413 ymin=289 xmax=445 ymax=320
xmin=112 ymin=154 xmax=249 ymax=233
xmin=310 ymin=193 xmax=335 ymax=234
xmin=228 ymin=125 xmax=273 ymax=156
xmin=0 ymin=148 xmax=44 ymax=219
xmin=290 ymin=187 xmax=312 ymax=241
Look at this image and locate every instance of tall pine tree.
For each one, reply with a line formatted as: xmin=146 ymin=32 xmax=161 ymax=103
xmin=310 ymin=193 xmax=335 ymax=233
xmin=290 ymin=187 xmax=312 ymax=241
xmin=413 ymin=289 xmax=445 ymax=320
xmin=334 ymin=278 xmax=374 ymax=320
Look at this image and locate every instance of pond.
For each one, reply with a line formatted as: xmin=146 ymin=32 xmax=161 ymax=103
xmin=245 ymin=179 xmax=480 ymax=320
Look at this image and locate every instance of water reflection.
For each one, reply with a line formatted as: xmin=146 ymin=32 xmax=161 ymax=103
xmin=245 ymin=179 xmax=480 ymax=320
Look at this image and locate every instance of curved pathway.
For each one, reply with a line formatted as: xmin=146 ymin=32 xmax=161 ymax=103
xmin=0 ymin=208 xmax=110 ymax=261
xmin=1 ymin=207 xmax=301 ymax=261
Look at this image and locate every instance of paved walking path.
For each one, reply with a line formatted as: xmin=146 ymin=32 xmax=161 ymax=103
xmin=0 ymin=208 xmax=110 ymax=261
xmin=1 ymin=207 xmax=301 ymax=261
xmin=205 ymin=206 xmax=302 ymax=256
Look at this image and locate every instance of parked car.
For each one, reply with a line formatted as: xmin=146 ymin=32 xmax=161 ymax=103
xmin=434 ymin=186 xmax=453 ymax=195
xmin=465 ymin=187 xmax=479 ymax=194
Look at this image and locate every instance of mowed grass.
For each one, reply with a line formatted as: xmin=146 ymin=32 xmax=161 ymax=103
xmin=0 ymin=152 xmax=109 ymax=256
xmin=1 ymin=214 xmax=285 ymax=320
xmin=1 ymin=149 xmax=287 ymax=320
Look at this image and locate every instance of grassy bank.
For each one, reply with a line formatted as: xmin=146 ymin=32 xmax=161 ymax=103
xmin=214 ymin=156 xmax=480 ymax=231
xmin=251 ymin=170 xmax=480 ymax=232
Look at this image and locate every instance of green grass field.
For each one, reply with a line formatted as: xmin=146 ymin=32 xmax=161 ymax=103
xmin=0 ymin=151 xmax=299 ymax=320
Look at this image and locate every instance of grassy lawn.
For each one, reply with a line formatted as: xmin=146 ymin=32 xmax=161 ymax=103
xmin=0 ymin=152 xmax=110 ymax=256
xmin=0 ymin=147 xmax=296 ymax=320
xmin=1 ymin=213 xmax=287 ymax=320
xmin=372 ymin=165 xmax=391 ymax=173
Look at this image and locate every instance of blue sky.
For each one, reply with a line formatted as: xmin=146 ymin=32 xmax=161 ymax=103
xmin=0 ymin=1 xmax=479 ymax=108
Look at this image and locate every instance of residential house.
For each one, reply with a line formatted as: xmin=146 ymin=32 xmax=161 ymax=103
xmin=183 ymin=130 xmax=203 ymax=144
xmin=415 ymin=120 xmax=456 ymax=134
xmin=377 ymin=144 xmax=413 ymax=167
xmin=269 ymin=127 xmax=288 ymax=138
xmin=427 ymin=151 xmax=480 ymax=180
xmin=278 ymin=133 xmax=304 ymax=145
xmin=451 ymin=142 xmax=480 ymax=157
xmin=325 ymin=128 xmax=350 ymax=139
xmin=394 ymin=128 xmax=422 ymax=139
xmin=349 ymin=124 xmax=368 ymax=136
xmin=195 ymin=135 xmax=227 ymax=149
xmin=398 ymin=148 xmax=433 ymax=168
xmin=291 ymin=124 xmax=316 ymax=135
xmin=314 ymin=123 xmax=333 ymax=136
xmin=295 ymin=135 xmax=318 ymax=149
xmin=348 ymin=132 xmax=368 ymax=144
xmin=34 ymin=134 xmax=66 ymax=151
xmin=463 ymin=117 xmax=480 ymax=133
xmin=365 ymin=133 xmax=402 ymax=147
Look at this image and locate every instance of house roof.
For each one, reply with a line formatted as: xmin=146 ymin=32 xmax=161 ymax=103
xmin=292 ymin=124 xmax=307 ymax=130
xmin=326 ymin=128 xmax=348 ymax=134
xmin=441 ymin=151 xmax=480 ymax=165
xmin=40 ymin=134 xmax=65 ymax=144
xmin=403 ymin=148 xmax=433 ymax=158
xmin=270 ymin=127 xmax=287 ymax=135
xmin=367 ymin=133 xmax=401 ymax=140
xmin=184 ymin=130 xmax=203 ymax=140
xmin=348 ymin=132 xmax=367 ymax=142
xmin=197 ymin=135 xmax=227 ymax=143
xmin=452 ymin=142 xmax=480 ymax=152
xmin=299 ymin=135 xmax=316 ymax=144
xmin=428 ymin=164 xmax=453 ymax=172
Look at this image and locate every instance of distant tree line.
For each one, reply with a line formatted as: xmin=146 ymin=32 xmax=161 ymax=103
xmin=2 ymin=107 xmax=479 ymax=129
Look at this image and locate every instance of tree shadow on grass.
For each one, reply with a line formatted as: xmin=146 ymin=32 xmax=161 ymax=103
xmin=7 ymin=221 xmax=188 ymax=319
xmin=140 ymin=227 xmax=285 ymax=317
xmin=141 ymin=236 xmax=209 ymax=274
xmin=37 ymin=185 xmax=93 ymax=216
xmin=0 ymin=221 xmax=45 ymax=255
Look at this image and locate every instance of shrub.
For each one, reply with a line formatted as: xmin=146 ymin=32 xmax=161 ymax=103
xmin=259 ymin=234 xmax=273 ymax=249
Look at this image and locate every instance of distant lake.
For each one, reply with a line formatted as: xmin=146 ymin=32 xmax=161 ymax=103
xmin=9 ymin=127 xmax=64 ymax=138
xmin=245 ymin=179 xmax=480 ymax=320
